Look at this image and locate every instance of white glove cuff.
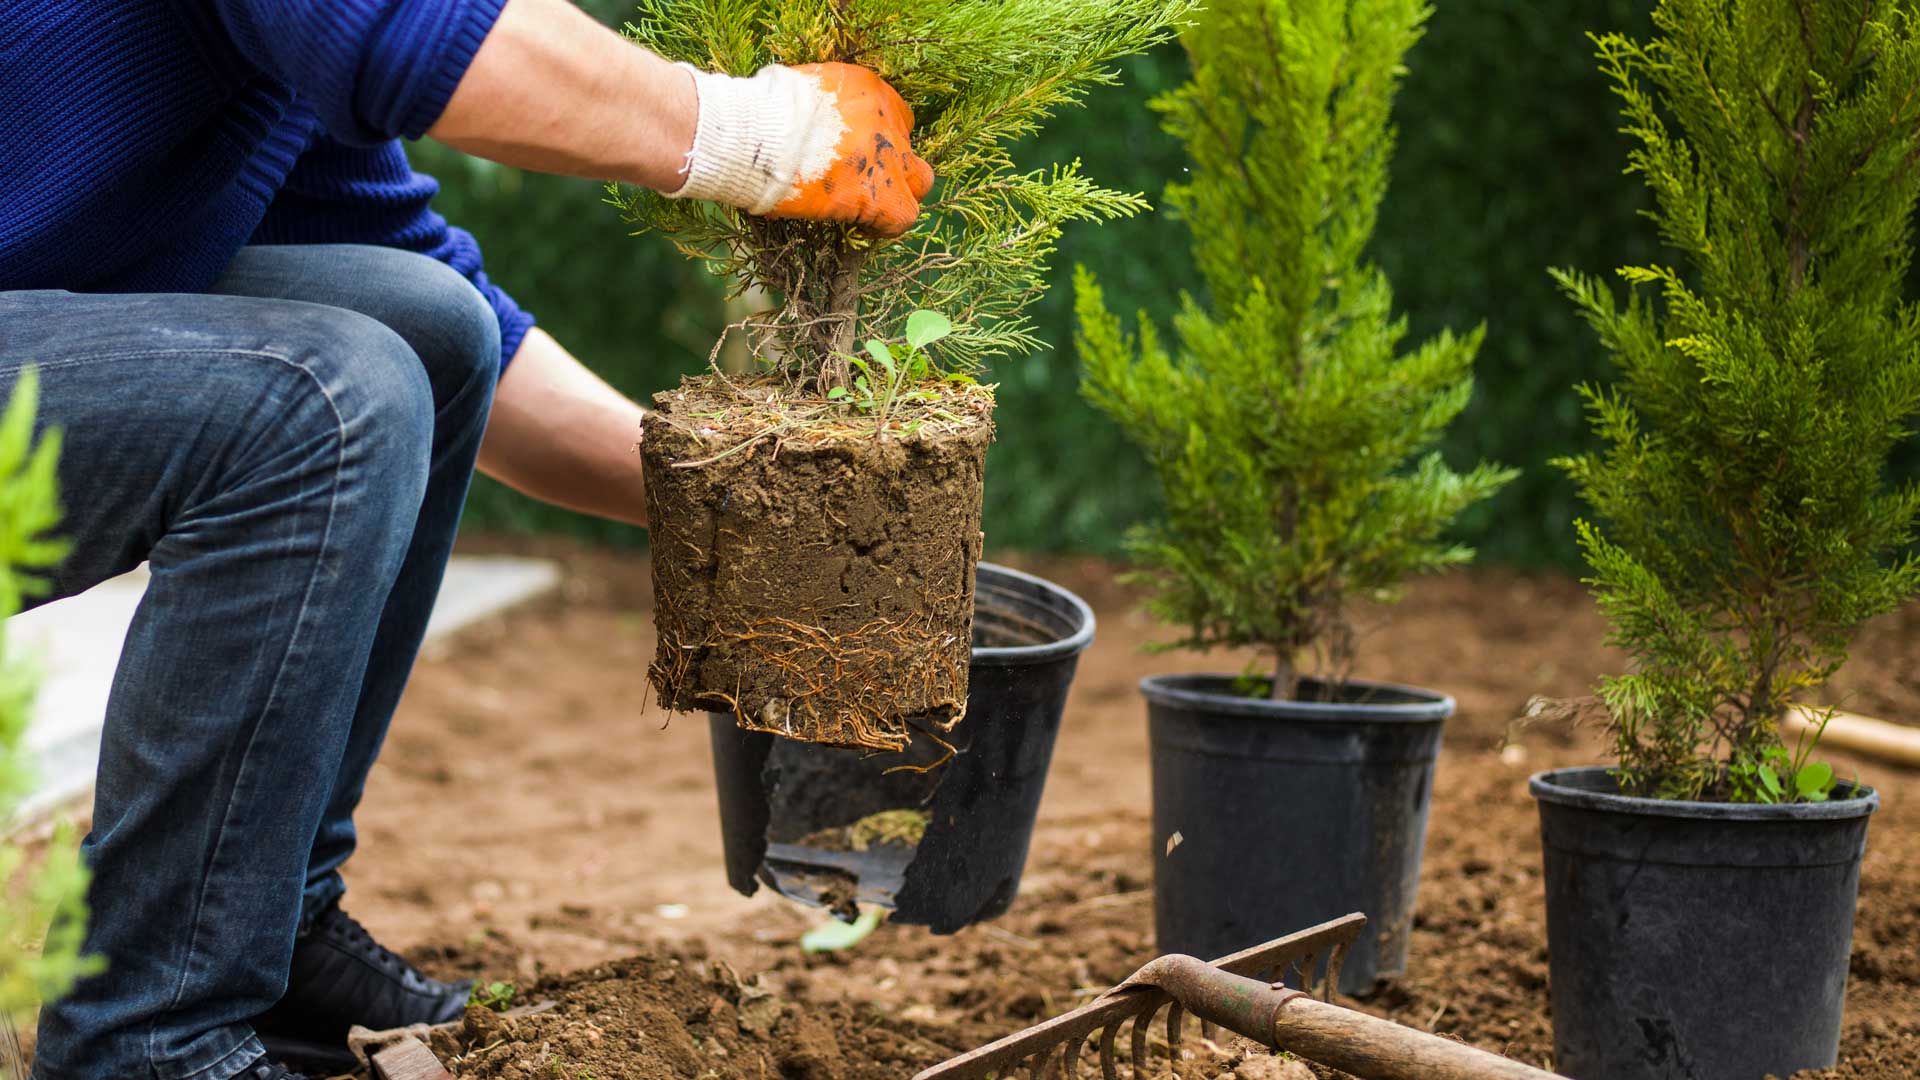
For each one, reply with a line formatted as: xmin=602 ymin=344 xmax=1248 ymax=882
xmin=668 ymin=64 xmax=848 ymax=214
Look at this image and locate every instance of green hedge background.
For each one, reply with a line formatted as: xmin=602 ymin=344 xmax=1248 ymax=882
xmin=421 ymin=0 xmax=1854 ymax=567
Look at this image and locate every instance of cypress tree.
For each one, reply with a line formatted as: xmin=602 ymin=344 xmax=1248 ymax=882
xmin=1074 ymin=0 xmax=1513 ymax=700
xmin=1555 ymin=0 xmax=1920 ymax=801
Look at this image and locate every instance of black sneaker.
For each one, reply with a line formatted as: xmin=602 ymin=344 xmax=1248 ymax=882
xmin=253 ymin=902 xmax=472 ymax=1075
xmin=242 ymin=1060 xmax=312 ymax=1080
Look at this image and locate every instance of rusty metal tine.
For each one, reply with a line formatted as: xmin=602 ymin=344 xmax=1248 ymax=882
xmin=1323 ymin=942 xmax=1347 ymax=1002
xmin=1207 ymin=914 xmax=1366 ymax=977
xmin=1063 ymin=1033 xmax=1086 ymax=1080
xmin=1129 ymin=1009 xmax=1150 ymax=1079
xmin=1098 ymin=1023 xmax=1120 ymax=1080
xmin=915 ymin=991 xmax=1154 ymax=1080
xmin=1027 ymin=1052 xmax=1046 ymax=1080
xmin=1299 ymin=951 xmax=1318 ymax=995
xmin=1199 ymin=1017 xmax=1216 ymax=1043
xmin=1165 ymin=1001 xmax=1184 ymax=1052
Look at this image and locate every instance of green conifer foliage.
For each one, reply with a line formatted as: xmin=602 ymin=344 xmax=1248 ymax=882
xmin=1074 ymin=0 xmax=1514 ymax=699
xmin=1555 ymin=1 xmax=1920 ymax=802
xmin=613 ymin=0 xmax=1196 ymax=393
xmin=0 ymin=370 xmax=98 ymax=1032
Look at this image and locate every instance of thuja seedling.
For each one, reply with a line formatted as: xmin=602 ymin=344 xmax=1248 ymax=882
xmin=469 ymin=980 xmax=517 ymax=1011
xmin=829 ymin=310 xmax=960 ymax=426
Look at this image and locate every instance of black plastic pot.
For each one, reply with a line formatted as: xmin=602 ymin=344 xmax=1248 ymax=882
xmin=1531 ymin=766 xmax=1878 ymax=1080
xmin=1145 ymin=674 xmax=1451 ymax=995
xmin=707 ymin=562 xmax=1095 ymax=933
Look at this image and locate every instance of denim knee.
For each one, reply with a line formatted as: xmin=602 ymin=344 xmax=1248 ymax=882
xmin=275 ymin=305 xmax=436 ymax=535
xmin=408 ymin=253 xmax=502 ymax=381
xmin=333 ymin=247 xmax=502 ymax=396
xmin=209 ymin=244 xmax=502 ymax=430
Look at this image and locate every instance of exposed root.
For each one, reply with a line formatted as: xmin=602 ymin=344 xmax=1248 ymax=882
xmin=655 ymin=612 xmax=969 ymax=753
xmin=883 ymin=720 xmax=958 ymax=775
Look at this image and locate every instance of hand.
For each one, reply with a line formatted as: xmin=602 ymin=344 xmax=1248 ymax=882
xmin=765 ymin=63 xmax=935 ymax=236
xmin=670 ymin=62 xmax=936 ymax=237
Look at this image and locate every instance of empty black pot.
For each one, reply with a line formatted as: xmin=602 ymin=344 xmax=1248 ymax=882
xmin=1532 ymin=766 xmax=1878 ymax=1080
xmin=707 ymin=562 xmax=1095 ymax=933
xmin=1146 ymin=674 xmax=1450 ymax=995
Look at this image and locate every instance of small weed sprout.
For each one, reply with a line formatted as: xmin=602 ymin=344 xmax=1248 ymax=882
xmin=469 ymin=979 xmax=517 ymax=1011
xmin=831 ymin=310 xmax=960 ymax=427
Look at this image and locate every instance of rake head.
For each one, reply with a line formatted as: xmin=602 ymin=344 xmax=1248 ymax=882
xmin=915 ymin=914 xmax=1361 ymax=1080
xmin=917 ymin=913 xmax=1558 ymax=1080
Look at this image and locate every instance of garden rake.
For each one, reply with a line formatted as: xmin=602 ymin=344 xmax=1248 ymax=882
xmin=915 ymin=914 xmax=1554 ymax=1080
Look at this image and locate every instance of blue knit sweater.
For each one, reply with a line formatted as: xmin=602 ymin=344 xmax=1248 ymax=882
xmin=0 ymin=0 xmax=534 ymax=364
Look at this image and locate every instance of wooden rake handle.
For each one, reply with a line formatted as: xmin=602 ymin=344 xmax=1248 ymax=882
xmin=1786 ymin=704 xmax=1920 ymax=768
xmin=1117 ymin=955 xmax=1554 ymax=1080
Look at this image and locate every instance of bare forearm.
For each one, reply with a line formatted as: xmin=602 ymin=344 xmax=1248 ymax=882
xmin=479 ymin=329 xmax=650 ymax=527
xmin=427 ymin=0 xmax=695 ymax=191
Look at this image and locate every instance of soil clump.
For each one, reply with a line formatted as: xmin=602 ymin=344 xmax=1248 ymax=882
xmin=445 ymin=945 xmax=968 ymax=1080
xmin=640 ymin=376 xmax=992 ymax=752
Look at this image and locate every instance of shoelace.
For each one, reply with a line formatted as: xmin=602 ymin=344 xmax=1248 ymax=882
xmin=324 ymin=907 xmax=413 ymax=978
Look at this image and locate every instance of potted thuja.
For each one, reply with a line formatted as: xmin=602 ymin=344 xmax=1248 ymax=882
xmin=1075 ymin=0 xmax=1513 ymax=993
xmin=620 ymin=0 xmax=1191 ymax=926
xmin=1534 ymin=4 xmax=1919 ymax=1078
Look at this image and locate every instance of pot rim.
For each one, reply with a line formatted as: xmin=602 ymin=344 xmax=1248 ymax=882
xmin=1529 ymin=764 xmax=1879 ymax=820
xmin=1138 ymin=671 xmax=1454 ymax=723
xmin=971 ymin=561 xmax=1096 ymax=666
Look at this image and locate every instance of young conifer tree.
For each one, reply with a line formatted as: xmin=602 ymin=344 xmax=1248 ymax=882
xmin=1074 ymin=0 xmax=1513 ymax=701
xmin=1554 ymin=1 xmax=1920 ymax=802
xmin=0 ymin=371 xmax=98 ymax=1032
xmin=617 ymin=0 xmax=1197 ymax=397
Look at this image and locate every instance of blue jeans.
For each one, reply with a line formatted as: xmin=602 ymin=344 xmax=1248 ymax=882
xmin=0 ymin=245 xmax=500 ymax=1080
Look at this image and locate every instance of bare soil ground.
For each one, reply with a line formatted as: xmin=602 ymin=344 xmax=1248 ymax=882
xmin=350 ymin=536 xmax=1918 ymax=1079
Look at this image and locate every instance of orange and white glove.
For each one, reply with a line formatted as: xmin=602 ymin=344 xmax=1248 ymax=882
xmin=668 ymin=62 xmax=935 ymax=238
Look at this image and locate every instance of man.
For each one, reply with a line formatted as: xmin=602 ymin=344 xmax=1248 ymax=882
xmin=0 ymin=1 xmax=933 ymax=1077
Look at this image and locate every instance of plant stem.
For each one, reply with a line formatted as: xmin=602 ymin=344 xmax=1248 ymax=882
xmin=1271 ymin=648 xmax=1298 ymax=702
xmin=821 ymin=241 xmax=871 ymax=394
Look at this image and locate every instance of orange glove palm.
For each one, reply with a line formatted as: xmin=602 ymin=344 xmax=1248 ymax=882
xmin=768 ymin=63 xmax=935 ymax=237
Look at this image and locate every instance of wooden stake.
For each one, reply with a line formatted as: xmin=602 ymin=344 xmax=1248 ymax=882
xmin=1785 ymin=705 xmax=1920 ymax=769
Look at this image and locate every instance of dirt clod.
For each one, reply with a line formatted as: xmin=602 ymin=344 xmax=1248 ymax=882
xmin=447 ymin=948 xmax=965 ymax=1080
xmin=1234 ymin=1052 xmax=1318 ymax=1080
